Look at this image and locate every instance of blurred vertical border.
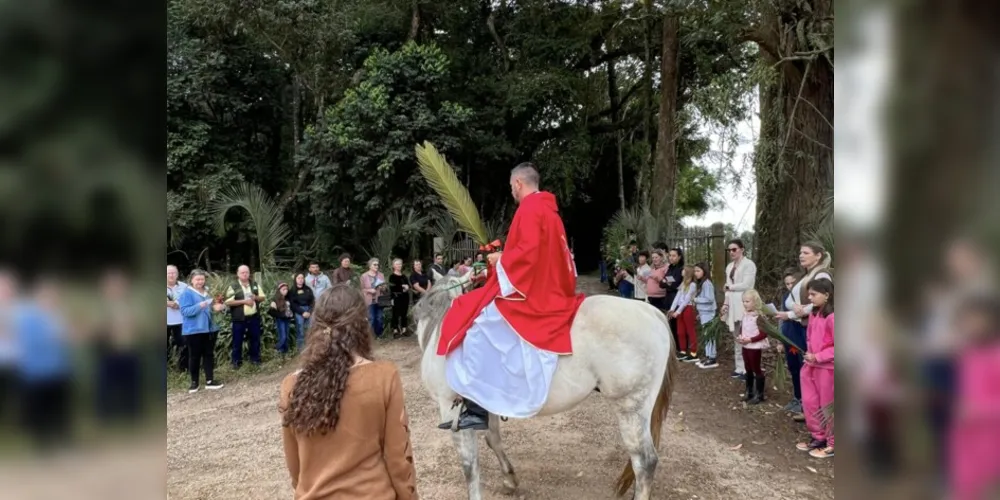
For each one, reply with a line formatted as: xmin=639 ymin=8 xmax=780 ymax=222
xmin=0 ymin=0 xmax=165 ymax=497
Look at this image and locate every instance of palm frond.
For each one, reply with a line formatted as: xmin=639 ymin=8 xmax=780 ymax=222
xmin=415 ymin=141 xmax=488 ymax=244
xmin=698 ymin=317 xmax=727 ymax=355
xmin=208 ymin=182 xmax=292 ymax=271
xmin=756 ymin=313 xmax=806 ymax=352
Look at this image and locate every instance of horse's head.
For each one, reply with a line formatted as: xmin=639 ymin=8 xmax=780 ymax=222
xmin=412 ymin=270 xmax=474 ymax=352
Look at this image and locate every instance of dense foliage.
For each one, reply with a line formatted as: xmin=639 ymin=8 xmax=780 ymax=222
xmin=167 ymin=0 xmax=832 ymax=275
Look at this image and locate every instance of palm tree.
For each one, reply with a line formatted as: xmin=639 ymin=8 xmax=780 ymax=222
xmin=209 ymin=182 xmax=292 ymax=271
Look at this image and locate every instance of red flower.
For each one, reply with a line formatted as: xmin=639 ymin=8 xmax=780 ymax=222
xmin=789 ymin=346 xmax=799 ymax=355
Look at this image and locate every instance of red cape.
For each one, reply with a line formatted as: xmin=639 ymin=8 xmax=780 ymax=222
xmin=437 ymin=192 xmax=585 ymax=356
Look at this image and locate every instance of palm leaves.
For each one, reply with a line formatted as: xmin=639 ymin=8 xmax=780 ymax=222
xmin=209 ymin=182 xmax=292 ymax=271
xmin=366 ymin=209 xmax=429 ymax=266
xmin=415 ymin=141 xmax=489 ymax=245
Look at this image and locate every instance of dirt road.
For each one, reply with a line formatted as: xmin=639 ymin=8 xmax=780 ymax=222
xmin=167 ymin=276 xmax=834 ymax=499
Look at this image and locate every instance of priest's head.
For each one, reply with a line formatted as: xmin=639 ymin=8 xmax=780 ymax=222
xmin=510 ymin=163 xmax=540 ymax=203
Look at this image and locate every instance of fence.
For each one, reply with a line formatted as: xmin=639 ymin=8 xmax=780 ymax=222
xmin=666 ymin=222 xmax=730 ymax=304
xmin=434 ymin=236 xmax=480 ymax=264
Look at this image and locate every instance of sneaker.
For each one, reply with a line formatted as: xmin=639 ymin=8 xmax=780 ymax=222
xmin=698 ymin=358 xmax=718 ymax=369
xmin=809 ymin=446 xmax=834 ymax=458
xmin=792 ymin=412 xmax=806 ymax=422
xmin=796 ymin=439 xmax=827 ymax=452
xmin=188 ymin=381 xmax=199 ymax=394
xmin=205 ymin=380 xmax=224 ymax=390
xmin=783 ymin=399 xmax=803 ymax=413
xmin=730 ymin=372 xmax=746 ymax=381
xmin=676 ymin=353 xmax=686 ymax=361
xmin=681 ymin=354 xmax=699 ymax=363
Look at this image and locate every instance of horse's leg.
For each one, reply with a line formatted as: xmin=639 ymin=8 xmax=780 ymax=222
xmin=616 ymin=405 xmax=658 ymax=500
xmin=484 ymin=413 xmax=519 ymax=494
xmin=441 ymin=400 xmax=483 ymax=500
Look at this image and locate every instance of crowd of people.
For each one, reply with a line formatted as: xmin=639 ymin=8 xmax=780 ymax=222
xmin=605 ymin=238 xmax=836 ymax=459
xmin=167 ymin=252 xmax=487 ymax=394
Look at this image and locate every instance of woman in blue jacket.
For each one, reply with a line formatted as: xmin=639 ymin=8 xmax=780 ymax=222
xmin=178 ymin=270 xmax=226 ymax=393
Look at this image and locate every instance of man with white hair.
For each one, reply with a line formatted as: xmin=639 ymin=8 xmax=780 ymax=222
xmin=224 ymin=265 xmax=266 ymax=368
xmin=436 ymin=163 xmax=584 ymax=430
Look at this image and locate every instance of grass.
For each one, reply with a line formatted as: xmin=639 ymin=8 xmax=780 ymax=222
xmin=165 ymin=353 xmax=293 ymax=393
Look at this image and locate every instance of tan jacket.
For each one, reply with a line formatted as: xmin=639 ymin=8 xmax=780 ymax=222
xmin=280 ymin=361 xmax=417 ymax=500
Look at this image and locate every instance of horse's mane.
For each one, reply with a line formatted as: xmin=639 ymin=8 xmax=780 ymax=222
xmin=413 ymin=275 xmax=464 ymax=351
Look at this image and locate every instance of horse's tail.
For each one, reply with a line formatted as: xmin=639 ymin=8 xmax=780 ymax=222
xmin=615 ymin=311 xmax=680 ymax=497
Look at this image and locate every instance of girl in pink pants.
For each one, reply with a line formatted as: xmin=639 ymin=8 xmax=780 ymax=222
xmin=796 ymin=278 xmax=835 ymax=458
xmin=949 ymin=298 xmax=1000 ymax=500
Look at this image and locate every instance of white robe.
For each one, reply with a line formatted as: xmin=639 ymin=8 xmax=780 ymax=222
xmin=445 ymin=259 xmax=559 ymax=418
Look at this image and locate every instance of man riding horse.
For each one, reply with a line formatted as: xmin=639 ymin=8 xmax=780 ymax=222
xmin=437 ymin=163 xmax=585 ymax=430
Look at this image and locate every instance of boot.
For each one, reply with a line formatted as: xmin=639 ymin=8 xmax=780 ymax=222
xmin=438 ymin=399 xmax=489 ymax=431
xmin=750 ymin=375 xmax=766 ymax=405
xmin=742 ymin=372 xmax=755 ymax=402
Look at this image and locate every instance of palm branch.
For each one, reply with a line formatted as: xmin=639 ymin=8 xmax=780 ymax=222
xmin=208 ymin=182 xmax=292 ymax=271
xmin=756 ymin=313 xmax=806 ymax=352
xmin=415 ymin=141 xmax=489 ymax=244
xmin=697 ymin=316 xmax=727 ymax=355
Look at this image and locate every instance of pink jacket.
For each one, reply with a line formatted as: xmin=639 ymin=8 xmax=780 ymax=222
xmin=805 ymin=312 xmax=835 ymax=369
xmin=739 ymin=312 xmax=770 ymax=350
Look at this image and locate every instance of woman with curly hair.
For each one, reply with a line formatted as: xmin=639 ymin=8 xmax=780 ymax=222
xmin=279 ymin=285 xmax=418 ymax=499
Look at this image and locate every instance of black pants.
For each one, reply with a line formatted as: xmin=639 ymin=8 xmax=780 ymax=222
xmin=187 ymin=333 xmax=216 ymax=383
xmin=96 ymin=350 xmax=141 ymax=422
xmin=168 ymin=324 xmax=187 ymax=372
xmin=391 ymin=294 xmax=410 ymax=330
xmin=21 ymin=377 xmax=72 ymax=451
xmin=0 ymin=367 xmax=13 ymax=427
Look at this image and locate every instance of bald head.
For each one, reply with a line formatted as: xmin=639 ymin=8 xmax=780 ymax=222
xmin=237 ymin=265 xmax=250 ymax=283
xmin=510 ymin=162 xmax=540 ymax=203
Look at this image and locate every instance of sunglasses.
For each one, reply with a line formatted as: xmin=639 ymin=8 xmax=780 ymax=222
xmin=728 ymin=247 xmax=740 ymax=252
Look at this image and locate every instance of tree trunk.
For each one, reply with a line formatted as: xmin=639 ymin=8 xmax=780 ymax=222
xmin=608 ymin=49 xmax=625 ymax=212
xmin=408 ymin=0 xmax=420 ymax=41
xmin=752 ymin=4 xmax=834 ymax=291
xmin=637 ymin=0 xmax=654 ymax=209
xmin=652 ymin=14 xmax=680 ymax=234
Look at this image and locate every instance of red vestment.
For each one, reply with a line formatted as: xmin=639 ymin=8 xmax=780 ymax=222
xmin=437 ymin=191 xmax=585 ymax=356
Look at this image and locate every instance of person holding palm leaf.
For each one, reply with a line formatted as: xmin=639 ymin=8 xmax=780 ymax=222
xmin=430 ymin=162 xmax=585 ymax=431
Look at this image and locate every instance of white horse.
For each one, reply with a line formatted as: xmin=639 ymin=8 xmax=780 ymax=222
xmin=413 ymin=272 xmax=679 ymax=500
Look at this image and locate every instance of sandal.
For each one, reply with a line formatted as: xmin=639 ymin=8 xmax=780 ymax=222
xmin=809 ymin=446 xmax=834 ymax=458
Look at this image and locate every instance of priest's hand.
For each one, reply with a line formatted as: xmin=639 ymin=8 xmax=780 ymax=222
xmin=487 ymin=252 xmax=501 ymax=267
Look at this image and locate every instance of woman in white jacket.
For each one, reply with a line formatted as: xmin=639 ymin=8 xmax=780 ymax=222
xmin=719 ymin=239 xmax=757 ymax=379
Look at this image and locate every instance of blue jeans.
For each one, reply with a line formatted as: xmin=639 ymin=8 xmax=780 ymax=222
xmin=295 ymin=309 xmax=311 ymax=352
xmin=275 ymin=318 xmax=291 ymax=354
xmin=231 ymin=314 xmax=262 ymax=367
xmin=368 ymin=304 xmax=384 ymax=337
xmin=781 ymin=319 xmax=807 ymax=400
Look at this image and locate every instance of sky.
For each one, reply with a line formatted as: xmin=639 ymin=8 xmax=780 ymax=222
xmin=683 ymin=103 xmax=760 ymax=232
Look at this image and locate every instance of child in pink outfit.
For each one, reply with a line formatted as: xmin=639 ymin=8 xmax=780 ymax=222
xmin=796 ymin=278 xmax=835 ymax=458
xmin=949 ymin=298 xmax=1000 ymax=500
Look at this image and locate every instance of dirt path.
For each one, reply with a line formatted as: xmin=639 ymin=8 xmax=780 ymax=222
xmin=167 ymin=276 xmax=834 ymax=499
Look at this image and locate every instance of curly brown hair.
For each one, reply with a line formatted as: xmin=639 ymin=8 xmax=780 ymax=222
xmin=281 ymin=285 xmax=374 ymax=435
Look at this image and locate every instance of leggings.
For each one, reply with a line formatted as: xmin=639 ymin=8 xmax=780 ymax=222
xmin=741 ymin=347 xmax=764 ymax=377
xmin=391 ymin=294 xmax=410 ymax=330
xmin=675 ymin=307 xmax=698 ymax=354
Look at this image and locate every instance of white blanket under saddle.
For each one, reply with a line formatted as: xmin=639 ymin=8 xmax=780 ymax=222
xmin=445 ymin=260 xmax=559 ymax=418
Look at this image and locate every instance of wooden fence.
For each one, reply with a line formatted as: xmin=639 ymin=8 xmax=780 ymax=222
xmin=666 ymin=222 xmax=730 ymax=304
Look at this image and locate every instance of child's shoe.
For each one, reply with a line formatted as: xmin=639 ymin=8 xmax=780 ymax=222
xmin=809 ymin=446 xmax=834 ymax=458
xmin=796 ymin=439 xmax=827 ymax=451
xmin=698 ymin=358 xmax=718 ymax=369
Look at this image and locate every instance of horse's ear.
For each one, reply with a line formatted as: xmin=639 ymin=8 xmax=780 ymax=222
xmin=432 ymin=269 xmax=444 ymax=281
